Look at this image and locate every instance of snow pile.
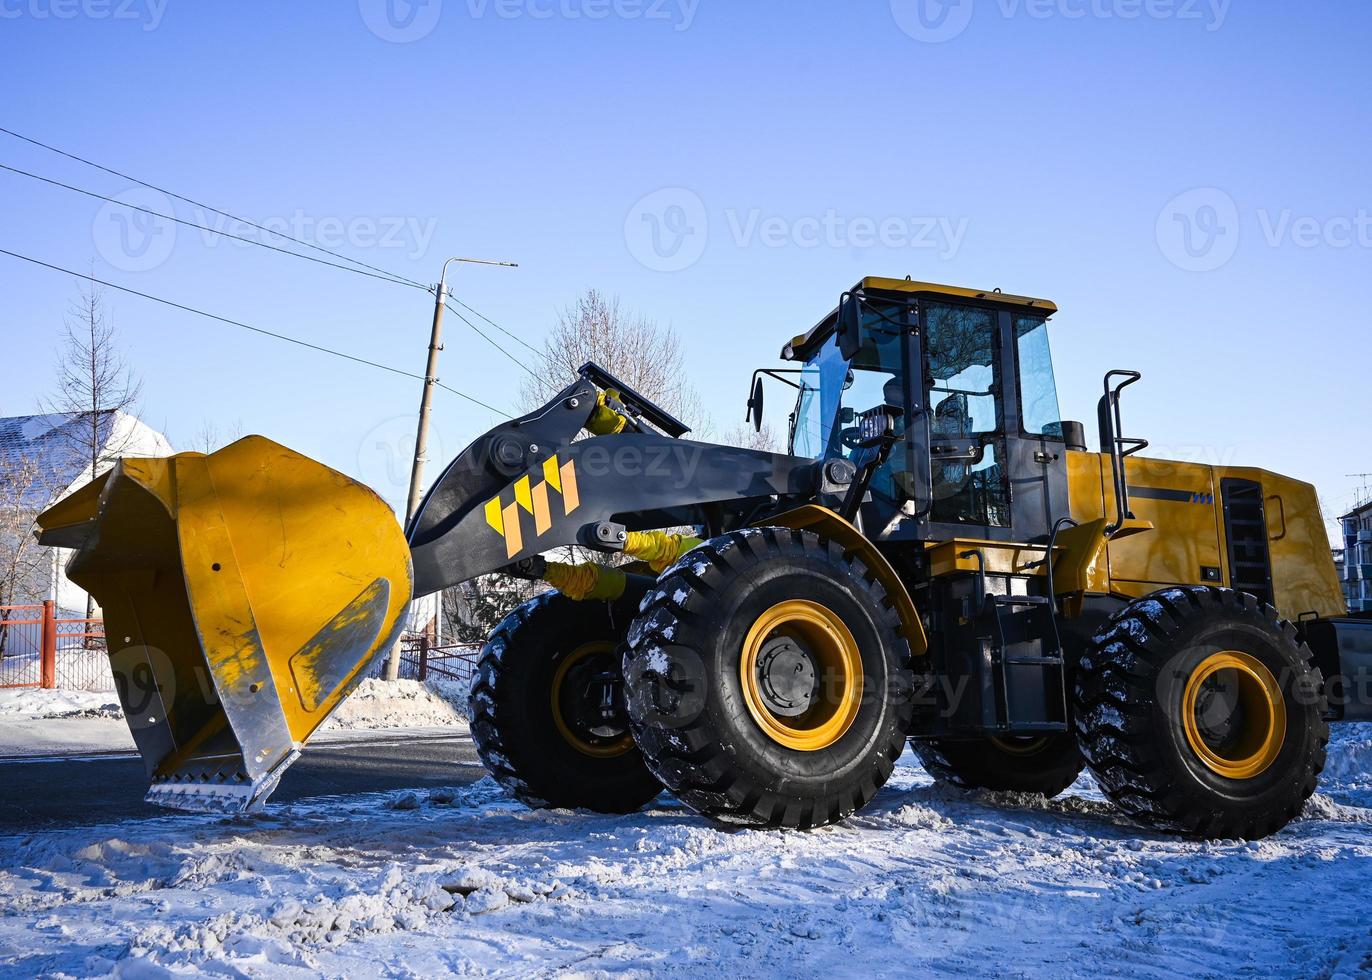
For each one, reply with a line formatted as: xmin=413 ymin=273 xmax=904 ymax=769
xmin=2 ymin=732 xmax=1370 ymax=977
xmin=322 ymin=678 xmax=469 ymax=731
xmin=1324 ymin=721 xmax=1372 ymax=788
xmin=0 ymin=688 xmax=121 ymax=719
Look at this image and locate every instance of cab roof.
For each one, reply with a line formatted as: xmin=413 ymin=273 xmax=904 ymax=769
xmin=782 ymin=277 xmax=1058 ymax=361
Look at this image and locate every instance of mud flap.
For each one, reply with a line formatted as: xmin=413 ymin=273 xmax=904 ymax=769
xmin=37 ymin=436 xmax=413 ymax=813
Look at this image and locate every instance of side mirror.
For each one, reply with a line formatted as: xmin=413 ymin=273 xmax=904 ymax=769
xmin=838 ymin=292 xmax=862 ymax=360
xmin=746 ymin=376 xmax=765 ymax=432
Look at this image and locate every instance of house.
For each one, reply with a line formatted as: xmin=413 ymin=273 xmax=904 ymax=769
xmin=1340 ymin=499 xmax=1372 ymax=614
xmin=0 ymin=410 xmax=174 ymax=616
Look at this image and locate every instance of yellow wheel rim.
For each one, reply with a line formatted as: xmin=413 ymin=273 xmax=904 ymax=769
xmin=1181 ymin=650 xmax=1286 ymax=780
xmin=551 ymin=641 xmax=634 ymax=759
xmin=739 ymin=599 xmax=863 ymax=752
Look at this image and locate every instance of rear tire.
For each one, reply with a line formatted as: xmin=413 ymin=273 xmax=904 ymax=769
xmin=1073 ymin=586 xmax=1327 ymax=839
xmin=468 ymin=592 xmax=663 ymax=814
xmin=911 ymin=734 xmax=1084 ymax=796
xmin=623 ymin=528 xmax=914 ymax=829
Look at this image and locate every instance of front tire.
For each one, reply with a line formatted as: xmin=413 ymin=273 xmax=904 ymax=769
xmin=623 ymin=528 xmax=914 ymax=829
xmin=911 ymin=734 xmax=1084 ymax=796
xmin=468 ymin=592 xmax=663 ymax=814
xmin=1073 ymin=586 xmax=1327 ymax=839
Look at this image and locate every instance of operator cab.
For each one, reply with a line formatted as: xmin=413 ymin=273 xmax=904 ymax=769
xmin=777 ymin=278 xmax=1080 ymax=544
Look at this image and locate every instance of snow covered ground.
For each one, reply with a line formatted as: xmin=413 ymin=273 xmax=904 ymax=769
xmin=0 ymin=688 xmax=121 ymax=720
xmin=2 ymin=726 xmax=1369 ymax=978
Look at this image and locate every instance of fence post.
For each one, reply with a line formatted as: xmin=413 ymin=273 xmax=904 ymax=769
xmin=41 ymin=600 xmax=56 ymax=690
xmin=419 ymin=635 xmax=430 ymax=682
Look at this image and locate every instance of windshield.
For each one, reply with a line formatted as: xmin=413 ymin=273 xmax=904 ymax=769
xmin=790 ymin=303 xmax=908 ymax=506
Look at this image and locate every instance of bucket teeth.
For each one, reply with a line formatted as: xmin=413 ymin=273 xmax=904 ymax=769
xmin=146 ymin=749 xmax=301 ymax=814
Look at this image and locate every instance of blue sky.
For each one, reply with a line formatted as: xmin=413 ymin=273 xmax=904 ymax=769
xmin=1 ymin=1 xmax=1368 ymax=530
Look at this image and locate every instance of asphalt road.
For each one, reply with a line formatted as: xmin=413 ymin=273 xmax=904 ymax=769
xmin=0 ymin=729 xmax=485 ymax=831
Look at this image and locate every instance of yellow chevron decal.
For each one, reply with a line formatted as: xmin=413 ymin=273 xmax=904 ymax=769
xmin=483 ymin=454 xmax=580 ymax=557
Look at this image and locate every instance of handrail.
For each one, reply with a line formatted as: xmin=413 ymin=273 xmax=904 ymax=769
xmin=1100 ymin=370 xmax=1147 ymax=537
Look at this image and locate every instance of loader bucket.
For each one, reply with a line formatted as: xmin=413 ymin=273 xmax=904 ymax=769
xmin=36 ymin=436 xmax=412 ymax=813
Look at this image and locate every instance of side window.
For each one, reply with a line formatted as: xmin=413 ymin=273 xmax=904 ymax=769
xmin=924 ymin=302 xmax=1010 ymax=527
xmin=925 ymin=304 xmax=999 ymax=437
xmin=1015 ymin=315 xmax=1064 ymax=438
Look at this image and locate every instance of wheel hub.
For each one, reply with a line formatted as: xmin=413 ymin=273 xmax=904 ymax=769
xmin=755 ymin=635 xmax=818 ymax=718
xmin=1181 ymin=650 xmax=1285 ymax=780
xmin=552 ymin=642 xmax=635 ymax=759
xmin=738 ymin=599 xmax=863 ymax=752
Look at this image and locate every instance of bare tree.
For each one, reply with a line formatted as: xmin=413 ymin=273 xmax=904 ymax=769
xmin=193 ymin=419 xmax=244 ymax=454
xmin=723 ymin=421 xmax=781 ymax=453
xmin=443 ymin=291 xmax=706 ymax=647
xmin=519 ymin=289 xmax=703 ymax=424
xmin=43 ymin=281 xmax=143 ymax=618
xmin=0 ymin=455 xmax=49 ymax=657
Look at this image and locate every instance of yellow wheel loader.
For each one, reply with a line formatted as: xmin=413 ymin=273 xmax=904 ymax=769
xmin=38 ymin=278 xmax=1370 ymax=838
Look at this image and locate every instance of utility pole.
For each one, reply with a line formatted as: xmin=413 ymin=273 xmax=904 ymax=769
xmin=385 ymin=256 xmax=517 ymax=681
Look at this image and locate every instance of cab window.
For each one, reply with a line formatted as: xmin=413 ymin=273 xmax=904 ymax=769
xmin=1015 ymin=314 xmax=1064 ymax=438
xmin=924 ymin=302 xmax=1010 ymax=527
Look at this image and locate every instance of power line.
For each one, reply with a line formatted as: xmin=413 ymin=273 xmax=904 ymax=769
xmin=0 ymin=247 xmax=511 ymax=418
xmin=0 ymin=125 xmax=549 ymax=373
xmin=444 ymin=301 xmax=538 ymax=378
xmin=0 ymin=162 xmax=426 ymax=291
xmin=0 ymin=125 xmax=429 ymax=289
xmin=448 ymin=296 xmax=545 ymax=359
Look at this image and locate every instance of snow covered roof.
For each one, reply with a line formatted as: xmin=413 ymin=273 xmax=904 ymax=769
xmin=0 ymin=410 xmax=174 ymax=508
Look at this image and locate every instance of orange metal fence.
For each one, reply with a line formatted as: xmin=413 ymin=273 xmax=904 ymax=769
xmin=0 ymin=602 xmax=109 ymax=690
